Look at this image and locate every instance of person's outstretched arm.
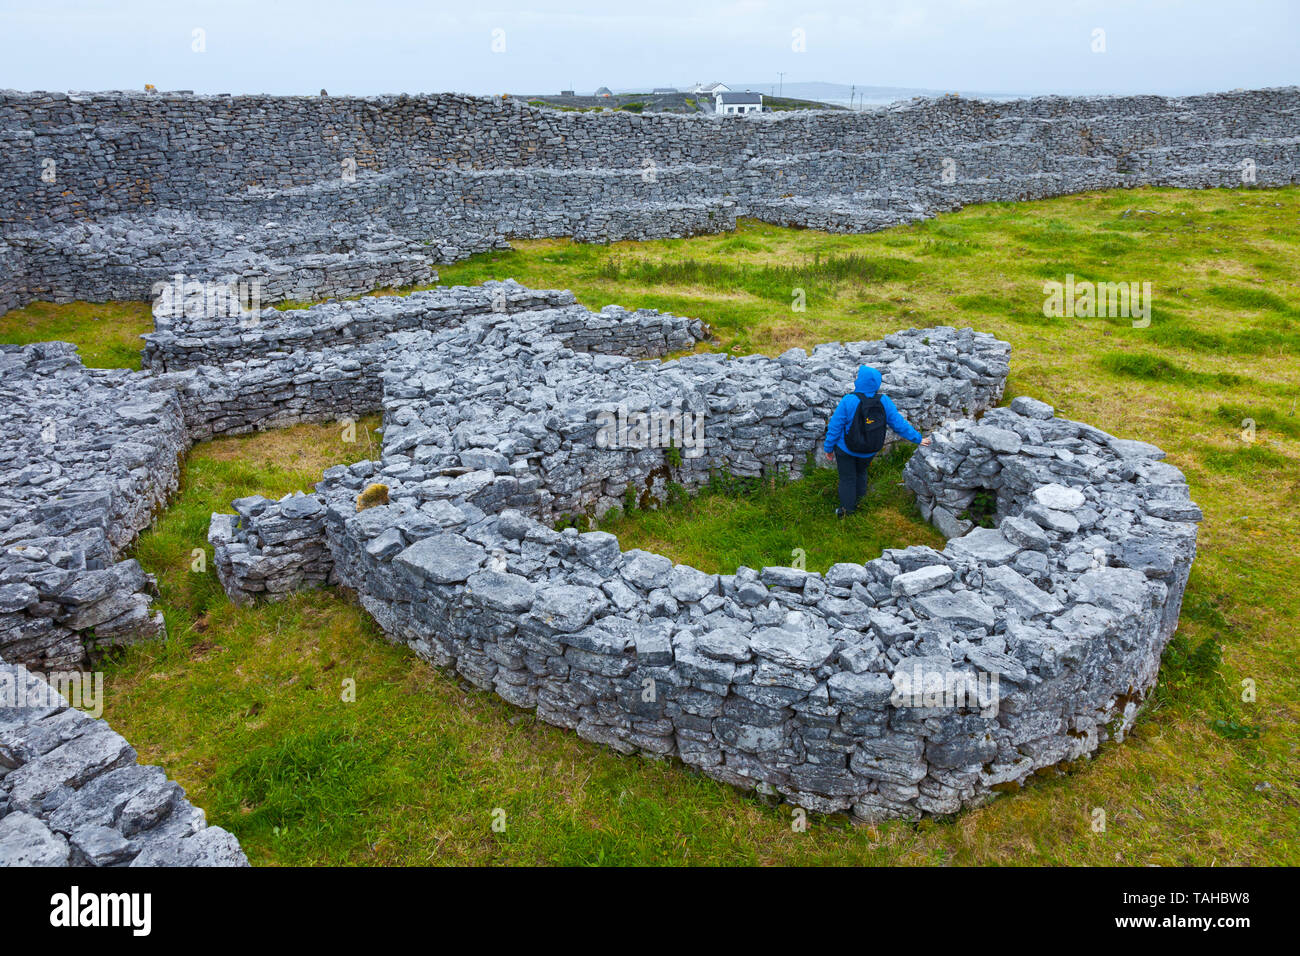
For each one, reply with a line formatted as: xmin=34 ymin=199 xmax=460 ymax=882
xmin=881 ymin=396 xmax=930 ymax=445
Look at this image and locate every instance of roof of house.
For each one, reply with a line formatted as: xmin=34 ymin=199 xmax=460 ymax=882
xmin=695 ymin=81 xmax=730 ymax=93
xmin=716 ymin=91 xmax=762 ymax=104
xmin=594 ymin=86 xmax=612 ymax=95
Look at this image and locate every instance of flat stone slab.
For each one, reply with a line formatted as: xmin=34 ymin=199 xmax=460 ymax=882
xmin=394 ymin=534 xmax=487 ymax=584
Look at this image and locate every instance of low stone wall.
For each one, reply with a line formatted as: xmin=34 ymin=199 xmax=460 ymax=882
xmin=1 ymin=285 xmax=707 ymax=671
xmin=4 ymin=210 xmax=444 ymax=310
xmin=303 ymin=400 xmax=1196 ymax=820
xmin=0 ymin=343 xmax=181 ymax=671
xmin=0 ymin=240 xmax=22 ymax=316
xmin=204 ymin=302 xmax=1201 ymax=820
xmin=141 ymin=280 xmax=577 ymax=371
xmin=0 ymin=656 xmax=247 ymax=865
xmin=375 ymin=321 xmax=1005 ymax=522
xmin=209 ymin=494 xmax=332 ymax=606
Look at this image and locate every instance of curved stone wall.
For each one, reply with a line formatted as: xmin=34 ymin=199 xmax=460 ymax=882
xmin=201 ymin=292 xmax=1198 ymax=820
xmin=1 ymin=87 xmax=1296 ymax=312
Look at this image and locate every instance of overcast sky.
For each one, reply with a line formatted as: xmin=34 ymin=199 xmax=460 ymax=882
xmin=1 ymin=0 xmax=1295 ymax=98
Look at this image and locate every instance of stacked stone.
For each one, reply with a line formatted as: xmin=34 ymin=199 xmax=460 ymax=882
xmin=212 ymin=312 xmax=1199 ymax=821
xmin=197 ymin=300 xmax=1200 ymax=821
xmin=2 ymin=87 xmax=1296 ymax=315
xmin=375 ymin=319 xmax=1005 ymax=523
xmin=545 ymin=303 xmax=708 ymax=357
xmin=131 ymin=289 xmax=706 ymax=446
xmin=0 ymin=343 xmax=183 ymax=670
xmin=0 ymin=240 xmax=22 ymax=315
xmin=0 ymin=552 xmax=164 ymax=672
xmin=207 ymin=300 xmax=717 ymax=600
xmin=0 ymin=656 xmax=247 ymax=866
xmin=903 ymin=395 xmax=1202 ymax=646
xmin=209 ymin=493 xmax=333 ymax=606
xmin=295 ymin=398 xmax=1198 ymax=820
xmin=139 ymin=343 xmax=389 ymax=442
xmin=0 ymin=254 xmax=1203 ymax=828
xmin=4 ymin=209 xmax=441 ymax=309
xmin=141 ymin=280 xmax=577 ymax=371
xmin=2 ymin=280 xmax=707 ymax=685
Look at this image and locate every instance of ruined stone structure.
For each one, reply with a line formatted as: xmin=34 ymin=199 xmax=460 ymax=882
xmin=0 ymin=283 xmax=707 ymax=864
xmin=201 ymin=297 xmax=1198 ymax=820
xmin=0 ymin=83 xmax=1243 ymax=856
xmin=1 ymin=87 xmax=1297 ymax=313
xmin=0 ymin=273 xmax=1203 ymax=844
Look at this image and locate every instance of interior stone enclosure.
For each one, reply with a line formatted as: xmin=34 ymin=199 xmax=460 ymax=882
xmin=202 ymin=296 xmax=1198 ymax=821
xmin=4 ymin=83 xmax=1262 ymax=861
xmin=2 ymin=87 xmax=1297 ymax=314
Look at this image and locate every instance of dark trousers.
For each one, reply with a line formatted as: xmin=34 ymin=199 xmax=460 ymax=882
xmin=834 ymin=449 xmax=872 ymax=513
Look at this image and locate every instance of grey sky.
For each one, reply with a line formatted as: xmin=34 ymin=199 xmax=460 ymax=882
xmin=1 ymin=0 xmax=1295 ymax=98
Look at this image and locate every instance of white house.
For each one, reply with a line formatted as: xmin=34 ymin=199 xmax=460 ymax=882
xmin=715 ymin=90 xmax=763 ymax=115
xmin=690 ymin=81 xmax=731 ymax=96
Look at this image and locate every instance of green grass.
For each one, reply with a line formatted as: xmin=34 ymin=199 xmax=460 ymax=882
xmin=5 ymin=185 xmax=1299 ymax=865
xmin=0 ymin=300 xmax=153 ymax=368
xmin=599 ymin=447 xmax=942 ymax=574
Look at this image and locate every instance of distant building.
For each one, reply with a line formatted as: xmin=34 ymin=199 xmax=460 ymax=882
xmin=690 ymin=81 xmax=731 ymax=96
xmin=594 ymin=86 xmax=613 ymax=97
xmin=560 ymin=90 xmax=575 ymax=96
xmin=715 ymin=90 xmax=763 ymax=115
xmin=652 ymin=87 xmax=678 ymax=94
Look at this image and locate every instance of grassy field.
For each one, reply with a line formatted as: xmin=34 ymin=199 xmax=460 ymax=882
xmin=0 ymin=299 xmax=152 ymax=369
xmin=3 ymin=185 xmax=1297 ymax=864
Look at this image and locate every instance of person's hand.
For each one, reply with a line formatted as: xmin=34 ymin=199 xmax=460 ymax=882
xmin=823 ymin=450 xmax=835 ymax=462
xmin=920 ymin=436 xmax=932 ymax=446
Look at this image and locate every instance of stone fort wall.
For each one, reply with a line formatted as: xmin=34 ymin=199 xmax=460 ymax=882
xmin=1 ymin=87 xmax=1296 ymax=310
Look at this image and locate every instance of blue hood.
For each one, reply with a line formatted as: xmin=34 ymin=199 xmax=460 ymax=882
xmin=855 ymin=365 xmax=882 ymax=396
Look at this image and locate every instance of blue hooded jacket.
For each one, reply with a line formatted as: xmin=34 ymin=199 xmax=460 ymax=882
xmin=823 ymin=365 xmax=923 ymax=459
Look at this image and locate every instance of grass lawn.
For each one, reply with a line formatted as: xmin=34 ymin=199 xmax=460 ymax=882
xmin=0 ymin=299 xmax=153 ymax=369
xmin=3 ymin=185 xmax=1297 ymax=864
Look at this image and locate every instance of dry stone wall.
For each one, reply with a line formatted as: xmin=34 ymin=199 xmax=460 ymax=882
xmin=3 ymin=279 xmax=709 ymax=864
xmin=142 ymin=282 xmax=577 ymax=371
xmin=203 ymin=294 xmax=1203 ymax=820
xmin=1 ymin=87 xmax=1296 ymax=313
xmin=0 ymin=656 xmax=247 ymax=866
xmin=203 ymin=302 xmax=1200 ymax=820
xmin=1 ymin=282 xmax=700 ymax=672
xmin=1 ymin=342 xmax=179 ymax=672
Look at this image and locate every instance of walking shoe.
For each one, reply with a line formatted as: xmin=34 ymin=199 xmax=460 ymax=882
xmin=835 ymin=507 xmax=846 ymax=518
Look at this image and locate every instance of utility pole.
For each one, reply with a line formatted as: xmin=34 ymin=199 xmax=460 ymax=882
xmin=778 ymin=72 xmax=785 ymax=98
xmin=850 ymin=84 xmax=856 ymax=110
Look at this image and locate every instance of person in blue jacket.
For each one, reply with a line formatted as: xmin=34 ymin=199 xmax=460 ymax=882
xmin=822 ymin=365 xmax=931 ymax=517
